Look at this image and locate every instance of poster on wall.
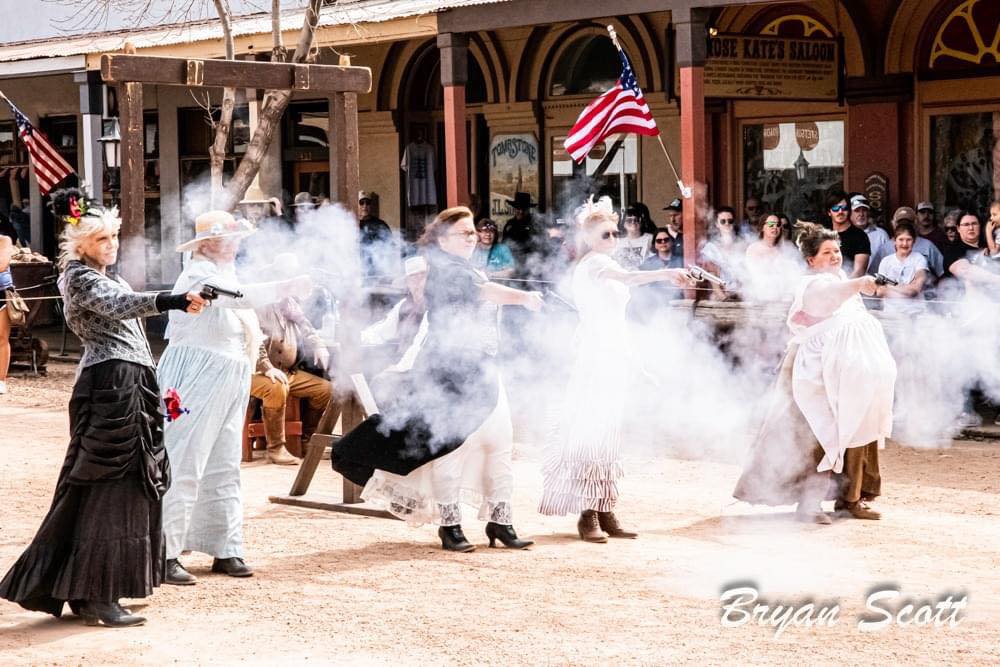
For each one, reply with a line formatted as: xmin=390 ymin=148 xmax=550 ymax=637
xmin=702 ymin=34 xmax=839 ymax=100
xmin=489 ymin=133 xmax=539 ymax=219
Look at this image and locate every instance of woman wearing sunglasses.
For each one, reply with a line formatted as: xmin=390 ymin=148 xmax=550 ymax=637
xmin=471 ymin=218 xmax=515 ymax=279
xmin=539 ymin=196 xmax=689 ymax=542
xmin=613 ymin=206 xmax=654 ymax=270
xmin=333 ymin=206 xmax=544 ymax=552
xmin=744 ymin=213 xmax=802 ymax=301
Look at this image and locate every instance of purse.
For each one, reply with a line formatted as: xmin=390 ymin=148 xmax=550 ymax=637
xmin=4 ymin=287 xmax=28 ymax=326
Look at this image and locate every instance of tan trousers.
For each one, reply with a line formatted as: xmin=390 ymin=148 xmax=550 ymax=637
xmin=250 ymin=369 xmax=332 ymax=438
xmin=840 ymin=441 xmax=881 ymax=503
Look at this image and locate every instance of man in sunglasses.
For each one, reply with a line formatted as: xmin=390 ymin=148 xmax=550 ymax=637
xmin=662 ymin=198 xmax=685 ymax=260
xmin=826 ymin=189 xmax=870 ymax=278
xmin=742 ymin=196 xmax=764 ymax=233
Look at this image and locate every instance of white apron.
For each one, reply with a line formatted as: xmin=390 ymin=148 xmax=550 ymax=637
xmin=787 ymin=272 xmax=896 ymax=473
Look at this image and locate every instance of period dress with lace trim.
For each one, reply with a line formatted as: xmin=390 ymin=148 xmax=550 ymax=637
xmin=539 ymin=253 xmax=630 ymax=516
xmin=332 ymin=248 xmax=506 ymax=518
xmin=0 ymin=261 xmax=184 ymax=616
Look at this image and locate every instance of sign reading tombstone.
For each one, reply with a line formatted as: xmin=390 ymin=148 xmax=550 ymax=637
xmin=490 ymin=133 xmax=539 ymax=218
xmin=702 ymin=34 xmax=839 ymax=100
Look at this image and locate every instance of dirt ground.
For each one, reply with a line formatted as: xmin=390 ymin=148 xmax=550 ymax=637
xmin=1 ymin=364 xmax=999 ymax=666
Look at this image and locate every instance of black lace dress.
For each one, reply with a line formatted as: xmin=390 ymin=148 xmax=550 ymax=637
xmin=0 ymin=261 xmax=185 ymax=616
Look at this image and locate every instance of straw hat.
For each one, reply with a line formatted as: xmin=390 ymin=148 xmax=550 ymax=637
xmin=176 ymin=210 xmax=256 ymax=252
xmin=392 ymin=255 xmax=428 ymax=287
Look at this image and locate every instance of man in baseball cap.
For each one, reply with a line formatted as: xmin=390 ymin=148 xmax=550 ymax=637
xmin=914 ymin=201 xmax=947 ymax=251
xmin=851 ymin=194 xmax=890 ymax=260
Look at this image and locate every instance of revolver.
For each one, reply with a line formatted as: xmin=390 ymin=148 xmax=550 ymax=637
xmin=687 ymin=265 xmax=727 ymax=288
xmin=873 ymin=274 xmax=898 ymax=287
xmin=199 ymin=283 xmax=244 ymax=301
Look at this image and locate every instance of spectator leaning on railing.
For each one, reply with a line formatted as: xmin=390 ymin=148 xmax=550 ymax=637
xmin=874 ymin=221 xmax=928 ymax=315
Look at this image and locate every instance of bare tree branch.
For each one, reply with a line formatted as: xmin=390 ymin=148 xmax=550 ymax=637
xmin=271 ymin=0 xmax=287 ymax=62
xmin=209 ymin=0 xmax=238 ymax=206
xmin=220 ymin=0 xmax=325 ymax=210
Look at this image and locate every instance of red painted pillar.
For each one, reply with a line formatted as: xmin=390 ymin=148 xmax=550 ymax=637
xmin=679 ymin=67 xmax=707 ymax=269
xmin=443 ymin=84 xmax=468 ymax=207
xmin=675 ymin=9 xmax=710 ymax=290
xmin=438 ymin=33 xmax=469 ymax=208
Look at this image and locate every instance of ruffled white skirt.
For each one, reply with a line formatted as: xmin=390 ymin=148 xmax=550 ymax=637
xmin=360 ymin=379 xmax=514 ymax=526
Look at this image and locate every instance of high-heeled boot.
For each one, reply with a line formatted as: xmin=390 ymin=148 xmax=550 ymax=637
xmin=79 ymin=600 xmax=147 ymax=627
xmin=597 ymin=511 xmax=639 ymax=538
xmin=485 ymin=522 xmax=534 ymax=549
xmin=577 ymin=510 xmax=608 ymax=543
xmin=438 ymin=525 xmax=475 ymax=552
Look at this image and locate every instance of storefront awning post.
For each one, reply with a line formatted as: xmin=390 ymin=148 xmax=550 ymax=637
xmin=439 ymin=32 xmax=470 ymax=208
xmin=675 ymin=8 xmax=709 ymax=283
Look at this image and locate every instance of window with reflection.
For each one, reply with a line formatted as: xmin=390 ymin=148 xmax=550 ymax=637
xmin=552 ymin=134 xmax=637 ymax=213
xmin=743 ymin=120 xmax=844 ymax=223
xmin=929 ymin=110 xmax=999 ymax=219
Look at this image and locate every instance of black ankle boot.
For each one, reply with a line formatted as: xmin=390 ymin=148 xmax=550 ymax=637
xmin=79 ymin=600 xmax=146 ymax=628
xmin=485 ymin=522 xmax=534 ymax=549
xmin=165 ymin=558 xmax=197 ymax=585
xmin=438 ymin=525 xmax=475 ymax=552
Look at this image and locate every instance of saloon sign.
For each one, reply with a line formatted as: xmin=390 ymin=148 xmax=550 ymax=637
xmin=703 ymin=34 xmax=840 ymax=100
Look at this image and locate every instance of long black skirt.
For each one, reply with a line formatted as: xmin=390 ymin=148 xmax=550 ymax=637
xmin=332 ymin=355 xmax=499 ymax=487
xmin=0 ymin=360 xmax=170 ymax=617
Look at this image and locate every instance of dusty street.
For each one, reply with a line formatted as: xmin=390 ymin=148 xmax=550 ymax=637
xmin=1 ymin=365 xmax=998 ymax=665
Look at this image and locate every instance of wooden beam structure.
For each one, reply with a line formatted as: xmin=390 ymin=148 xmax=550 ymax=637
xmin=101 ymin=54 xmax=371 ymax=93
xmin=99 ymin=53 xmax=372 ymax=287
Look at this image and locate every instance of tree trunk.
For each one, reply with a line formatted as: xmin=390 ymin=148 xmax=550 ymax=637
xmin=220 ymin=0 xmax=324 ymax=210
xmin=210 ymin=0 xmax=237 ymax=207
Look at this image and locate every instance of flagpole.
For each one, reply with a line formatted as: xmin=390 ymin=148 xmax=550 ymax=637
xmin=607 ymin=25 xmax=691 ymax=199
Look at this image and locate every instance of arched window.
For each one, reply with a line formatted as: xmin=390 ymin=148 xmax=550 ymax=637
xmin=549 ymin=35 xmax=619 ymax=97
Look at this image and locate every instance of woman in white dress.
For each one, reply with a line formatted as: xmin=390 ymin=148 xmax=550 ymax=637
xmin=734 ymin=223 xmax=896 ymax=522
xmin=158 ymin=211 xmax=310 ymax=584
xmin=538 ymin=197 xmax=689 ymax=542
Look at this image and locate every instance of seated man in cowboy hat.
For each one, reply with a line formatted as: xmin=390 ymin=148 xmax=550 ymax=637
xmin=250 ymin=289 xmax=333 ymax=465
xmin=502 ymin=192 xmax=546 ymax=280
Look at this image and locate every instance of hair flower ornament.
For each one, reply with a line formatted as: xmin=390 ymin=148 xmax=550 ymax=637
xmin=573 ymin=194 xmax=618 ymax=227
xmin=66 ymin=196 xmax=87 ymax=226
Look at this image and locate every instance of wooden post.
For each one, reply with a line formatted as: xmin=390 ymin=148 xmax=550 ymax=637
xmin=118 ymin=81 xmax=146 ymax=290
xmin=438 ymin=33 xmax=469 ymax=207
xmin=329 ymin=91 xmax=360 ymax=209
xmin=675 ymin=9 xmax=709 ymax=274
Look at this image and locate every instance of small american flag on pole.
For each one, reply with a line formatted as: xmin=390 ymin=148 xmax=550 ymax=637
xmin=563 ymin=45 xmax=659 ymax=163
xmin=1 ymin=92 xmax=74 ymax=194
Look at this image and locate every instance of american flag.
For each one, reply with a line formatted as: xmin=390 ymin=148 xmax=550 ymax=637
xmin=2 ymin=93 xmax=74 ymax=194
xmin=563 ymin=49 xmax=659 ymax=163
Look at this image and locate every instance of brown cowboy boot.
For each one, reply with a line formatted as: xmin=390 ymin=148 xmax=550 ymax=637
xmin=577 ymin=510 xmax=608 ymax=543
xmin=597 ymin=511 xmax=639 ymax=538
xmin=262 ymin=407 xmax=298 ymax=465
xmin=835 ymin=499 xmax=881 ymax=520
xmin=795 ymin=502 xmax=832 ymax=525
xmin=300 ymin=403 xmax=325 ymax=449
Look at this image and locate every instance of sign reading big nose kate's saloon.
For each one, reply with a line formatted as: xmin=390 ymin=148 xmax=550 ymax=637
xmin=700 ymin=34 xmax=840 ymax=100
xmin=489 ymin=134 xmax=540 ymax=217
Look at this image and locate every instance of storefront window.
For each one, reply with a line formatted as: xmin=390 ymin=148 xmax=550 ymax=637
xmin=551 ymin=134 xmax=637 ymax=214
xmin=743 ymin=120 xmax=844 ymax=222
xmin=929 ymin=111 xmax=999 ymax=219
xmin=287 ymin=101 xmax=329 ymax=149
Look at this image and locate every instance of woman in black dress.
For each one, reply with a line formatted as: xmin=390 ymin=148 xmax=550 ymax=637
xmin=333 ymin=206 xmax=544 ymax=551
xmin=0 ymin=189 xmax=207 ymax=627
